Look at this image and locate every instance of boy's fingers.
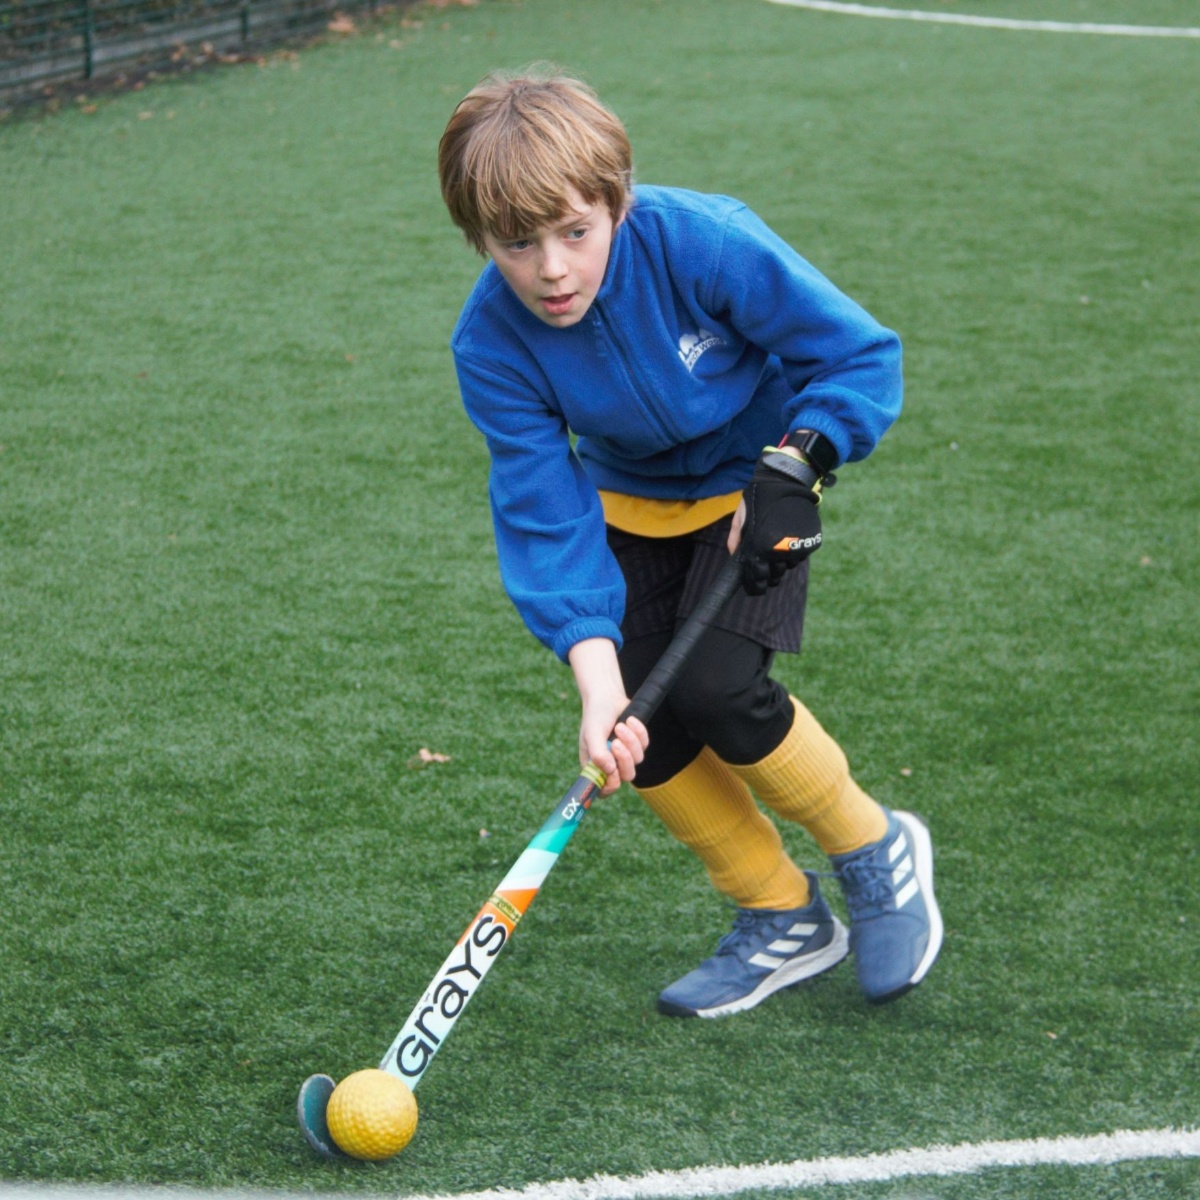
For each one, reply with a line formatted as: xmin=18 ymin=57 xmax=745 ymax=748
xmin=612 ymin=722 xmax=645 ymax=765
xmin=623 ymin=715 xmax=650 ymax=752
xmin=727 ymin=500 xmax=746 ymax=554
xmin=607 ymin=738 xmax=637 ymax=794
xmin=584 ymin=712 xmax=648 ymax=797
xmin=580 ymin=732 xmax=611 ymax=773
xmin=591 ymin=744 xmax=617 ymax=777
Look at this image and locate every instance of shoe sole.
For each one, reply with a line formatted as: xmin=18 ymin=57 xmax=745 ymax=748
xmin=658 ymin=918 xmax=850 ymax=1019
xmin=868 ymin=810 xmax=944 ymax=1004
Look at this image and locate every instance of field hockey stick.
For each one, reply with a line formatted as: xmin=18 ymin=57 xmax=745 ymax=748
xmin=297 ymin=551 xmax=745 ymax=1158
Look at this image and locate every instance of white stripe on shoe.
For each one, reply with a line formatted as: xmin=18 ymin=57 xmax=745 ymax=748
xmin=748 ymin=952 xmax=786 ymax=969
xmin=697 ymin=918 xmax=850 ymax=1018
xmin=892 ymin=810 xmax=944 ymax=987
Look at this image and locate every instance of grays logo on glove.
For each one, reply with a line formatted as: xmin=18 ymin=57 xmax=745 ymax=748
xmin=740 ymin=449 xmax=826 ymax=597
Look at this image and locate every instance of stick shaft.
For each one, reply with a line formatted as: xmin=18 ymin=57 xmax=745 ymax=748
xmin=378 ymin=555 xmax=743 ymax=1087
xmin=619 ymin=554 xmax=744 ymax=725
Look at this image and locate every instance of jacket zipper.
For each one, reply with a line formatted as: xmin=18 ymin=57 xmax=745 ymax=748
xmin=592 ymin=302 xmax=676 ymax=446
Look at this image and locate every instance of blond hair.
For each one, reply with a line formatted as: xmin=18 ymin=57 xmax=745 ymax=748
xmin=438 ymin=68 xmax=633 ymax=254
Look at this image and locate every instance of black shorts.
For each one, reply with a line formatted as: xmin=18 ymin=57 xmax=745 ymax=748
xmin=604 ymin=514 xmax=806 ymax=783
xmin=606 ymin=514 xmax=808 ymax=652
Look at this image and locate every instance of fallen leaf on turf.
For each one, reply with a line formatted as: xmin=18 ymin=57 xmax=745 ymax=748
xmin=900 ymin=767 xmax=913 ymax=777
xmin=328 ymin=14 xmax=357 ymax=32
xmin=407 ymin=747 xmax=452 ymax=769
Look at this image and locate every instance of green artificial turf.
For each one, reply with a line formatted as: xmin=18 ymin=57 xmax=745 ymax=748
xmin=1 ymin=1 xmax=1197 ymax=1197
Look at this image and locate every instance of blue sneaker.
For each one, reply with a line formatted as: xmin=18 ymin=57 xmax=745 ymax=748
xmin=831 ymin=809 xmax=943 ymax=1004
xmin=657 ymin=874 xmax=849 ymax=1018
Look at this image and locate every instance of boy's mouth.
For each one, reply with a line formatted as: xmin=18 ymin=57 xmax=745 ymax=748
xmin=540 ymin=293 xmax=576 ymax=316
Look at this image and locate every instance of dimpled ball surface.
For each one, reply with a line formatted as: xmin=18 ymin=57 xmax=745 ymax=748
xmin=326 ymin=1068 xmax=419 ymax=1160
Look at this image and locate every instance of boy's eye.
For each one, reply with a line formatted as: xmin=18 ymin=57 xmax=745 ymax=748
xmin=565 ymin=227 xmax=587 ymax=241
xmin=507 ymin=238 xmax=532 ymax=251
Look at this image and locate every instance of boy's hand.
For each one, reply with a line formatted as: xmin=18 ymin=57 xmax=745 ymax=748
xmin=581 ymin=709 xmax=648 ymax=798
xmin=567 ymin=637 xmax=650 ymax=796
xmin=735 ymin=447 xmax=824 ymax=596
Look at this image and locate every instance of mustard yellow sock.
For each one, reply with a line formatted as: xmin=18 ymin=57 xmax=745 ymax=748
xmin=726 ymin=697 xmax=888 ymax=857
xmin=636 ymin=747 xmax=811 ymax=910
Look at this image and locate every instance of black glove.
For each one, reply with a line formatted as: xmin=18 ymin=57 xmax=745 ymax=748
xmin=739 ymin=448 xmax=827 ymax=597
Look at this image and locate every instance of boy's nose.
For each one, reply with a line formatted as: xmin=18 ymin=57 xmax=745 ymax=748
xmin=539 ymin=248 xmax=568 ymax=280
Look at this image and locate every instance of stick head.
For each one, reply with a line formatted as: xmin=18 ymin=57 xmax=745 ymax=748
xmin=297 ymin=1073 xmax=351 ymax=1160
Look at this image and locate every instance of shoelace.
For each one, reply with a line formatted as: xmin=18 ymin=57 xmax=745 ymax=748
xmin=832 ymin=858 xmax=896 ymax=919
xmin=715 ymin=909 xmax=787 ymax=957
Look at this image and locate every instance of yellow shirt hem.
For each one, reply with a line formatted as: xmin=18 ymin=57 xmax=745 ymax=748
xmin=598 ymin=490 xmax=743 ymax=538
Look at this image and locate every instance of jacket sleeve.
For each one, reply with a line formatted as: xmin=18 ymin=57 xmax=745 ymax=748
xmin=454 ymin=350 xmax=626 ymax=661
xmin=706 ymin=204 xmax=903 ymax=466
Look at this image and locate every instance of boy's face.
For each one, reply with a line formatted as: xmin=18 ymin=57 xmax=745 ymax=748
xmin=482 ymin=188 xmax=619 ymax=329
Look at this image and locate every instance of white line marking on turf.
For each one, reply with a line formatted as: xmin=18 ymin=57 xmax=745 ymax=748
xmin=0 ymin=1128 xmax=1196 ymax=1200
xmin=764 ymin=0 xmax=1200 ymax=38
xmin=427 ymin=1128 xmax=1200 ymax=1200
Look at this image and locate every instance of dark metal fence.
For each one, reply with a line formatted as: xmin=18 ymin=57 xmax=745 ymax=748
xmin=0 ymin=0 xmax=394 ymax=101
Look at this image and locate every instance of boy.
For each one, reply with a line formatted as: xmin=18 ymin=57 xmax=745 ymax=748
xmin=438 ymin=69 xmax=942 ymax=1016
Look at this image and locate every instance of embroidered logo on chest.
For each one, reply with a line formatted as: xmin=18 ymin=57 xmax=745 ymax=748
xmin=678 ymin=328 xmax=725 ymax=372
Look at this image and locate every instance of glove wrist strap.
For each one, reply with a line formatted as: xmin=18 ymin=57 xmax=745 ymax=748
xmin=759 ymin=448 xmax=822 ymax=490
xmin=783 ymin=429 xmax=839 ymax=476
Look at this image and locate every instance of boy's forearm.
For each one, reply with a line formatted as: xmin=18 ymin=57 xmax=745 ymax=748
xmin=567 ymin=636 xmax=625 ymax=704
xmin=567 ymin=636 xmax=648 ymax=797
xmin=712 ymin=204 xmax=902 ymax=464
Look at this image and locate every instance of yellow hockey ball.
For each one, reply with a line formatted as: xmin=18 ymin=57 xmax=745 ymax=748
xmin=326 ymin=1068 xmax=418 ymax=1161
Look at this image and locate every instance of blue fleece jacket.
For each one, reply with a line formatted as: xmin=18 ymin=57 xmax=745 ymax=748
xmin=451 ymin=185 xmax=902 ymax=661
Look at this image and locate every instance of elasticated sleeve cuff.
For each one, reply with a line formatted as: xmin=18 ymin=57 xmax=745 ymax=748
xmin=552 ymin=617 xmax=625 ymax=665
